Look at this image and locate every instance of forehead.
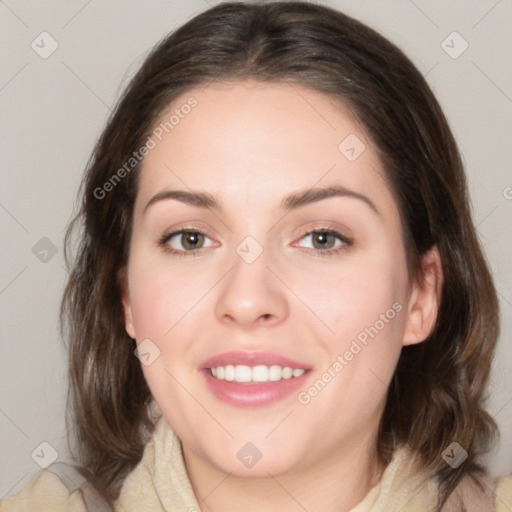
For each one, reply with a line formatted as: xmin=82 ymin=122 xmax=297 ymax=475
xmin=135 ymin=80 xmax=396 ymax=219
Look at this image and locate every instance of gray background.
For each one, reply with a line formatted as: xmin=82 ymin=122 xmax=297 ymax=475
xmin=1 ymin=0 xmax=511 ymax=499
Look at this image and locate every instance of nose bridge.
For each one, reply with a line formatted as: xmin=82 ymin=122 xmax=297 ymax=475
xmin=214 ymin=236 xmax=288 ymax=327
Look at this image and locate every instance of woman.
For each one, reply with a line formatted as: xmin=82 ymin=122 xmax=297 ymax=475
xmin=2 ymin=2 xmax=511 ymax=511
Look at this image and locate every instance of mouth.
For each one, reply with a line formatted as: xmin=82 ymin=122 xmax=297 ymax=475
xmin=200 ymin=351 xmax=312 ymax=407
xmin=208 ymin=364 xmax=306 ymax=383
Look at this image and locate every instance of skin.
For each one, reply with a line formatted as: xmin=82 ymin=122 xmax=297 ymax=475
xmin=120 ymin=80 xmax=442 ymax=512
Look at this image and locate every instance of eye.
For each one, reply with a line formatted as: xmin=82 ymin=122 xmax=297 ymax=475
xmin=294 ymin=228 xmax=353 ymax=256
xmin=158 ymin=226 xmax=353 ymax=258
xmin=158 ymin=228 xmax=215 ymax=256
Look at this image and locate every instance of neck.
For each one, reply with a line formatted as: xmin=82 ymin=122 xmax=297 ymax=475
xmin=183 ymin=436 xmax=385 ymax=512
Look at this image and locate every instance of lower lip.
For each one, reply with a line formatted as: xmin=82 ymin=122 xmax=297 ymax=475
xmin=201 ymin=369 xmax=311 ymax=407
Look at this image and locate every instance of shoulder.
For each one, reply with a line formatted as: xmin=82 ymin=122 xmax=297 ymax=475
xmin=495 ymin=473 xmax=512 ymax=512
xmin=381 ymin=446 xmax=512 ymax=512
xmin=435 ymin=470 xmax=512 ymax=512
xmin=0 ymin=469 xmax=86 ymax=512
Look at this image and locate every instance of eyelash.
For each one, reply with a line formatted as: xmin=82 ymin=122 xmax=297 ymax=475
xmin=157 ymin=225 xmax=353 ymax=259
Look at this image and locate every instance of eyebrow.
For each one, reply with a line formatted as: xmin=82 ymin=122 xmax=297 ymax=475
xmin=143 ymin=185 xmax=380 ymax=216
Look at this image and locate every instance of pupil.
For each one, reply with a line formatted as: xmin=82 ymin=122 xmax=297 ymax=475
xmin=184 ymin=232 xmax=201 ymax=249
xmin=315 ymin=232 xmax=332 ymax=249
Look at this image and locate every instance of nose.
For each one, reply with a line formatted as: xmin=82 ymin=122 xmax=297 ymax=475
xmin=214 ymin=249 xmax=289 ymax=329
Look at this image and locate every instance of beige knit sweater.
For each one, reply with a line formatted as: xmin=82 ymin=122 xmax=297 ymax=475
xmin=2 ymin=416 xmax=511 ymax=511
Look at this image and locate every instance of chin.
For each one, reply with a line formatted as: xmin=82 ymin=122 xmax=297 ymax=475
xmin=215 ymin=455 xmax=294 ymax=478
xmin=203 ymin=439 xmax=301 ymax=478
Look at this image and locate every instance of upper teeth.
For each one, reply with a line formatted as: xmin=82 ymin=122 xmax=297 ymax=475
xmin=210 ymin=365 xmax=306 ymax=383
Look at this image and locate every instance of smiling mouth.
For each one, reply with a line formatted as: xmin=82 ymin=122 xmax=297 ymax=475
xmin=200 ymin=351 xmax=312 ymax=406
xmin=208 ymin=364 xmax=307 ymax=384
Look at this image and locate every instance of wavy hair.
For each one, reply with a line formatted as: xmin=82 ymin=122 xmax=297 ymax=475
xmin=61 ymin=1 xmax=500 ymax=508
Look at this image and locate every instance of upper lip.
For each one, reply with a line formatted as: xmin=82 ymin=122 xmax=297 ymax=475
xmin=200 ymin=351 xmax=312 ymax=370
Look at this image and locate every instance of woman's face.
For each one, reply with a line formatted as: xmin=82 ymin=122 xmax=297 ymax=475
xmin=121 ymin=80 xmax=425 ymax=478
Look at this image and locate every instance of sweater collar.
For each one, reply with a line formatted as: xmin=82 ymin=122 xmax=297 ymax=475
xmin=115 ymin=415 xmax=436 ymax=512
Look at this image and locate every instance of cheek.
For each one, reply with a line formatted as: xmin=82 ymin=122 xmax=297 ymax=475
xmin=126 ymin=254 xmax=219 ymax=394
xmin=302 ymin=250 xmax=408 ymax=344
xmin=298 ymin=244 xmax=408 ymax=402
xmin=128 ymin=258 xmax=207 ymax=340
xmin=127 ymin=260 xmax=205 ymax=415
xmin=330 ymin=273 xmax=404 ymax=343
xmin=298 ymin=259 xmax=407 ymax=421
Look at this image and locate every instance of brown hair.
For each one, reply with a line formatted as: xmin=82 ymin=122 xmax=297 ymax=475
xmin=61 ymin=1 xmax=500 ymax=508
